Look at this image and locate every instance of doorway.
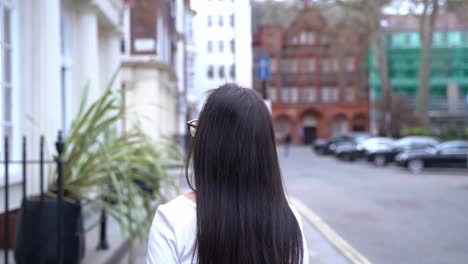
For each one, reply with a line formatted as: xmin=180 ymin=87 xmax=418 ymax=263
xmin=303 ymin=126 xmax=317 ymax=145
xmin=303 ymin=115 xmax=318 ymax=145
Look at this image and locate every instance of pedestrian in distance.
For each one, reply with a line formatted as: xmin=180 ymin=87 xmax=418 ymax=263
xmin=147 ymin=83 xmax=308 ymax=264
xmin=284 ymin=132 xmax=292 ymax=157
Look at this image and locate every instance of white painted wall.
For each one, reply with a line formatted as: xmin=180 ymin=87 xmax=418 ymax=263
xmin=121 ymin=59 xmax=178 ymax=140
xmin=1 ymin=0 xmax=124 ymax=212
xmin=176 ymin=0 xmax=186 ymax=137
xmin=192 ymin=0 xmax=253 ymax=107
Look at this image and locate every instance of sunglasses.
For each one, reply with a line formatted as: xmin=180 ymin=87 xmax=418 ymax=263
xmin=187 ymin=119 xmax=198 ymax=137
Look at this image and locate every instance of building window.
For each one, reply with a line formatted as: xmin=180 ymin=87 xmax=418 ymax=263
xmin=61 ymin=5 xmax=73 ymax=132
xmin=441 ymin=32 xmax=448 ymax=45
xmin=404 ymin=34 xmax=411 ymax=45
xmin=207 ymin=65 xmax=214 ymax=79
xmin=346 ymin=57 xmax=355 ymax=72
xmin=230 ymin=64 xmax=235 ymax=79
xmin=218 ymin=40 xmax=224 ymax=52
xmin=207 ymin=40 xmax=213 ymax=53
xmin=304 ymin=88 xmax=316 ymax=102
xmin=332 ymin=58 xmax=339 ymax=72
xmin=346 ymin=87 xmax=354 ymax=102
xmin=290 ymin=87 xmax=298 ymax=103
xmin=462 ymin=32 xmax=468 ymax=43
xmin=230 ymin=14 xmax=234 ymax=27
xmin=281 ymin=87 xmax=289 ymax=103
xmin=219 ymin=65 xmax=225 ymax=79
xmin=291 ymin=36 xmax=298 ymax=45
xmin=300 ymin=31 xmax=307 ymax=44
xmin=230 ymin=39 xmax=235 ymax=53
xmin=322 ymin=59 xmax=330 ymax=72
xmin=322 ymin=87 xmax=331 ymax=102
xmin=1 ymin=2 xmax=13 ymax=149
xmin=306 ymin=58 xmax=315 ymax=72
xmin=290 ymin=59 xmax=297 ymax=73
xmin=218 ymin=15 xmax=223 ymax=27
xmin=208 ymin=15 xmax=212 ymax=27
xmin=306 ymin=32 xmax=315 ymax=44
xmin=332 ymin=87 xmax=339 ymax=102
xmin=270 ymin=58 xmax=277 ymax=73
xmin=268 ymin=87 xmax=277 ymax=102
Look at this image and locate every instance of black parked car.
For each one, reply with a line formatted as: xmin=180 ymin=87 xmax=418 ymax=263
xmin=313 ymin=135 xmax=353 ymax=155
xmin=335 ymin=137 xmax=394 ymax=161
xmin=396 ymin=140 xmax=468 ymax=173
xmin=366 ymin=136 xmax=440 ymax=166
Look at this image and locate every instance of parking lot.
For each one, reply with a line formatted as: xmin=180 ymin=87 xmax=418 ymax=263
xmin=281 ymin=147 xmax=468 ymax=264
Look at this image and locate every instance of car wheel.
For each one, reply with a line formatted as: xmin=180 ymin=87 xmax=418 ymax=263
xmin=408 ymin=159 xmax=424 ymax=174
xmin=373 ymin=155 xmax=387 ymax=167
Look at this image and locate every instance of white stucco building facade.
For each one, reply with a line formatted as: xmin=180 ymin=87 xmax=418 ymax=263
xmin=120 ymin=0 xmax=179 ymax=141
xmin=0 ymin=0 xmax=124 ymax=212
xmin=191 ymin=0 xmax=253 ymax=105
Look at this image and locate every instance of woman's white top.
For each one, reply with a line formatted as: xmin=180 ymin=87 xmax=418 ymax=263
xmin=147 ymin=195 xmax=309 ymax=264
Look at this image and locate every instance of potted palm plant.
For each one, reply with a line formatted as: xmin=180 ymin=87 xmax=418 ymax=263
xmin=14 ymin=82 xmax=178 ymax=264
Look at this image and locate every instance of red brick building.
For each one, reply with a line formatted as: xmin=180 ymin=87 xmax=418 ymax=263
xmin=252 ymin=3 xmax=370 ymax=144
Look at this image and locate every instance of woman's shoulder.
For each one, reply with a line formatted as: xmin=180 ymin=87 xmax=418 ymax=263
xmin=157 ymin=195 xmax=196 ymax=218
xmin=154 ymin=195 xmax=196 ymax=226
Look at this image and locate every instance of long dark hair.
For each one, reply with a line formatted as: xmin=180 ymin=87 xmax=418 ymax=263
xmin=185 ymin=84 xmax=303 ymax=264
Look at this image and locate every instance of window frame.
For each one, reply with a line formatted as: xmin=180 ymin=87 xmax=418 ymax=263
xmin=230 ymin=39 xmax=235 ymax=53
xmin=331 ymin=87 xmax=339 ymax=102
xmin=306 ymin=58 xmax=315 ymax=72
xmin=207 ymin=65 xmax=214 ymax=79
xmin=1 ymin=0 xmax=21 ymax=185
xmin=290 ymin=59 xmax=297 ymax=73
xmin=346 ymin=56 xmax=355 ymax=72
xmin=304 ymin=87 xmax=316 ymax=102
xmin=332 ymin=58 xmax=339 ymax=72
xmin=230 ymin=14 xmax=234 ymax=27
xmin=218 ymin=40 xmax=224 ymax=53
xmin=207 ymin=15 xmax=212 ymax=27
xmin=321 ymin=87 xmax=330 ymax=102
xmin=321 ymin=58 xmax=330 ymax=73
xmin=229 ymin=64 xmax=235 ymax=79
xmin=290 ymin=87 xmax=298 ymax=103
xmin=306 ymin=32 xmax=315 ymax=44
xmin=281 ymin=87 xmax=289 ymax=103
xmin=219 ymin=65 xmax=225 ymax=79
xmin=267 ymin=87 xmax=277 ymax=102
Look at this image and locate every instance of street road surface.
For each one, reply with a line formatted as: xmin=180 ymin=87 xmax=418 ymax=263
xmin=280 ymin=147 xmax=468 ymax=264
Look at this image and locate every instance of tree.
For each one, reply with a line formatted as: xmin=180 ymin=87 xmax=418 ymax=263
xmin=415 ymin=0 xmax=467 ymax=124
xmin=415 ymin=0 xmax=438 ymax=124
xmin=325 ymin=0 xmax=393 ymax=135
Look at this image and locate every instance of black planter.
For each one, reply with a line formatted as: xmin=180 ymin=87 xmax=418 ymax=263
xmin=14 ymin=196 xmax=85 ymax=264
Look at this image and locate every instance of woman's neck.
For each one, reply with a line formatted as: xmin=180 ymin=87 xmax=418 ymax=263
xmin=185 ymin=191 xmax=196 ymax=203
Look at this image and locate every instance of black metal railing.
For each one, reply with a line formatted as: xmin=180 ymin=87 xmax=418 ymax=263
xmin=1 ymin=131 xmax=108 ymax=264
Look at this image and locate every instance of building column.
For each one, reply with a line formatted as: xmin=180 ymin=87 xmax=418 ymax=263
xmin=99 ymin=28 xmax=122 ymax=91
xmin=72 ymin=1 xmax=100 ymax=117
xmin=19 ymin=0 xmax=61 ymax=197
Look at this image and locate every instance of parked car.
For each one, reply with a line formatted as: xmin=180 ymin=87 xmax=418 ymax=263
xmin=313 ymin=135 xmax=353 ymax=155
xmin=396 ymin=140 xmax=468 ymax=173
xmin=314 ymin=133 xmax=371 ymax=155
xmin=335 ymin=137 xmax=394 ymax=161
xmin=366 ymin=136 xmax=440 ymax=166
